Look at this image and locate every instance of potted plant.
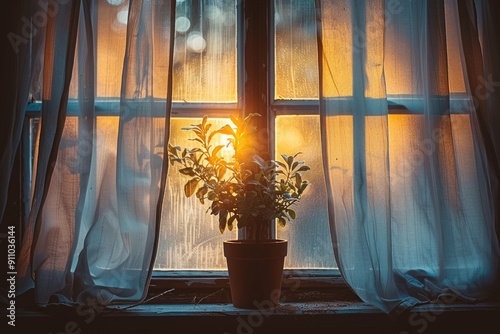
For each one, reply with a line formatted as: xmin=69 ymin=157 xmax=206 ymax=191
xmin=167 ymin=113 xmax=310 ymax=308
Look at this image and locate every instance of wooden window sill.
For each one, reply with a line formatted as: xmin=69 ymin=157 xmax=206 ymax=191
xmin=15 ymin=286 xmax=500 ymax=334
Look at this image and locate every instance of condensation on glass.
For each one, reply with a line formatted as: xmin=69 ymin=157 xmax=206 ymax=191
xmin=273 ymin=1 xmax=333 ymax=269
xmin=173 ymin=0 xmax=238 ymax=102
xmin=40 ymin=0 xmax=464 ymax=102
xmin=274 ymin=0 xmax=319 ymax=100
xmin=274 ymin=0 xmax=464 ymax=100
xmin=157 ymin=116 xmax=337 ymax=270
xmin=26 ymin=115 xmax=336 ymax=271
xmin=156 ymin=118 xmax=237 ymax=270
xmin=69 ymin=0 xmax=238 ymax=102
xmin=27 ymin=0 xmax=468 ymax=272
xmin=275 ymin=115 xmax=336 ymax=269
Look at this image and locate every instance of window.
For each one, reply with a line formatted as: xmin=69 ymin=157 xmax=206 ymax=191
xmin=13 ymin=1 xmax=499 ymax=328
xmin=23 ymin=0 xmax=468 ymax=277
xmin=24 ymin=0 xmax=336 ymax=276
xmin=152 ymin=0 xmax=468 ymax=273
xmin=158 ymin=0 xmax=335 ymax=271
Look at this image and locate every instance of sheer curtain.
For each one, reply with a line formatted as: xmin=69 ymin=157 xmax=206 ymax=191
xmin=1 ymin=1 xmax=46 ymax=224
xmin=16 ymin=0 xmax=175 ymax=305
xmin=316 ymin=0 xmax=500 ymax=317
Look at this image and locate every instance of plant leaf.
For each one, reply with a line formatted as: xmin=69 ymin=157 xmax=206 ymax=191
xmin=252 ymin=155 xmax=266 ymax=168
xmin=216 ymin=124 xmax=235 ymax=136
xmin=275 ymin=160 xmax=287 ymax=170
xmin=291 ymin=160 xmax=304 ymax=171
xmin=300 ymin=181 xmax=310 ymax=192
xmin=207 ymin=191 xmax=216 ymax=201
xmin=219 ymin=210 xmax=228 ymax=234
xmin=237 ymin=214 xmax=250 ymax=229
xmin=230 ymin=114 xmax=242 ymax=127
xmin=167 ymin=143 xmax=180 ymax=155
xmin=196 ymin=186 xmax=208 ymax=204
xmin=227 ymin=214 xmax=237 ymax=231
xmin=297 ymin=165 xmax=310 ymax=172
xmin=212 ymin=144 xmax=224 ymax=157
xmin=217 ymin=165 xmax=227 ymax=180
xmin=179 ymin=167 xmax=196 ymax=177
xmin=295 ymin=173 xmax=302 ymax=187
xmin=184 ymin=178 xmax=200 ymax=197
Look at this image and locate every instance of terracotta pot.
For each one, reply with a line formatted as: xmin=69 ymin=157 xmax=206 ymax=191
xmin=223 ymin=239 xmax=288 ymax=309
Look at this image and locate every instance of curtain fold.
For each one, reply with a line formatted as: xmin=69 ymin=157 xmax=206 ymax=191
xmin=1 ymin=1 xmax=51 ymax=227
xmin=316 ymin=0 xmax=500 ymax=317
xmin=17 ymin=0 xmax=175 ymax=306
xmin=17 ymin=0 xmax=82 ymax=303
xmin=458 ymin=0 xmax=500 ymax=245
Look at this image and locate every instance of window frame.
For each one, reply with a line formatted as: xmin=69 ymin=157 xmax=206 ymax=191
xmin=22 ymin=0 xmax=469 ymax=292
xmin=152 ymin=0 xmax=341 ymax=283
xmin=18 ymin=0 xmax=474 ymax=287
xmin=18 ymin=0 xmax=342 ymax=289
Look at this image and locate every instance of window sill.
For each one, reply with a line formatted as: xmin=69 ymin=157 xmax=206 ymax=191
xmin=16 ymin=287 xmax=500 ymax=334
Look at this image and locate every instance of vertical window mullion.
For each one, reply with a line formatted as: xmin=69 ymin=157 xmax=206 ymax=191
xmin=242 ymin=0 xmax=271 ymax=159
xmin=241 ymin=0 xmax=275 ymax=239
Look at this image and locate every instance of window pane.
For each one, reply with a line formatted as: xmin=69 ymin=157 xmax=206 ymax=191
xmin=275 ymin=115 xmax=336 ymax=269
xmin=96 ymin=0 xmax=128 ymax=98
xmin=156 ymin=118 xmax=237 ymax=270
xmin=274 ymin=0 xmax=319 ymax=100
xmin=73 ymin=0 xmax=238 ymax=102
xmin=173 ymin=0 xmax=238 ymax=102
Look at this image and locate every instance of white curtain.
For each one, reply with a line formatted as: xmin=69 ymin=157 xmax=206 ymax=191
xmin=16 ymin=0 xmax=175 ymax=305
xmin=316 ymin=0 xmax=500 ymax=317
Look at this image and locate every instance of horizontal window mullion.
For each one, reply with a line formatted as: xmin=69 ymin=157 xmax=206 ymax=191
xmin=171 ymin=103 xmax=240 ymax=118
xmin=272 ymin=97 xmax=472 ymax=115
xmin=26 ymin=97 xmax=472 ymax=118
xmin=25 ymin=101 xmax=240 ymax=118
xmin=272 ymin=100 xmax=319 ymax=115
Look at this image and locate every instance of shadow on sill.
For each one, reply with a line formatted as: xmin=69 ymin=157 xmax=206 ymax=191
xmin=14 ymin=287 xmax=500 ymax=334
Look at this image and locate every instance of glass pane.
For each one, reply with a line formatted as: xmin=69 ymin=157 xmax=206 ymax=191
xmin=275 ymin=115 xmax=336 ymax=269
xmin=96 ymin=0 xmax=129 ymax=98
xmin=71 ymin=0 xmax=237 ymax=101
xmin=274 ymin=0 xmax=319 ymax=100
xmin=156 ymin=118 xmax=237 ymax=270
xmin=173 ymin=0 xmax=238 ymax=102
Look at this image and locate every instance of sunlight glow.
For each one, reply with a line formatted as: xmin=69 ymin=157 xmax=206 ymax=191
xmin=275 ymin=125 xmax=304 ymax=154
